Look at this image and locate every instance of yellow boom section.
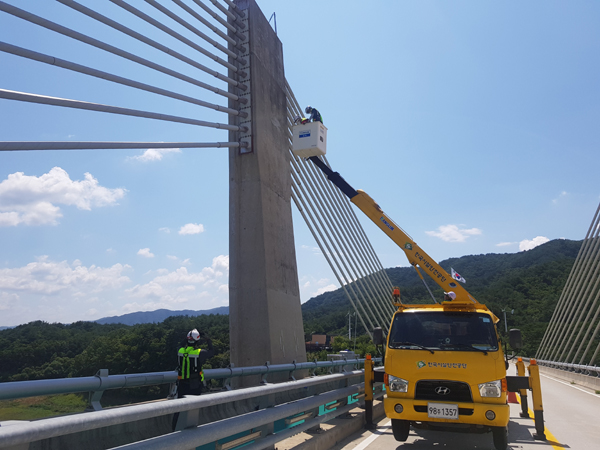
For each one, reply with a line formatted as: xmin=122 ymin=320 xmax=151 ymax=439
xmin=351 ymin=190 xmax=477 ymax=304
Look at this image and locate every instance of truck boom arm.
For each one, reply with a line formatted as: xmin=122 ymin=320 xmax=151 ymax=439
xmin=308 ymin=156 xmax=477 ymax=303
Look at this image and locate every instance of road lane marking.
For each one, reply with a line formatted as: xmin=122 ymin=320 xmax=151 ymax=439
xmin=541 ymin=373 xmax=600 ymax=397
xmin=516 ymin=394 xmax=562 ymax=450
xmin=352 ymin=419 xmax=391 ymax=450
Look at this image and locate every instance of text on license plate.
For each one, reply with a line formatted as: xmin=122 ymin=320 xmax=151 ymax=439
xmin=427 ymin=402 xmax=459 ymax=419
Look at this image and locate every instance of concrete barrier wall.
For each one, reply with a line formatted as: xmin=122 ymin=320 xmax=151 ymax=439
xmin=538 ymin=365 xmax=600 ymax=391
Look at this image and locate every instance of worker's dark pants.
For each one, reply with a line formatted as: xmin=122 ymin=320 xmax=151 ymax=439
xmin=171 ymin=379 xmax=202 ymax=431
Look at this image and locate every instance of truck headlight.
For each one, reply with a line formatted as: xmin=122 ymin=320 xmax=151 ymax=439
xmin=388 ymin=375 xmax=409 ymax=393
xmin=478 ymin=380 xmax=502 ymax=398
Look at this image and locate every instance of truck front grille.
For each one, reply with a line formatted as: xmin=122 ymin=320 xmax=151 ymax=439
xmin=415 ymin=380 xmax=473 ymax=403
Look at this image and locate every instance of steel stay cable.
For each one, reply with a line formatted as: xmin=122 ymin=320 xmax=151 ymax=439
xmin=300 ymin=154 xmax=391 ymax=328
xmin=287 ymin=143 xmax=378 ymax=333
xmin=322 ymin=161 xmax=397 ymax=307
xmin=291 ymin=147 xmax=386 ymax=330
xmin=285 ymin=115 xmax=387 ymax=328
xmin=144 ymin=0 xmax=243 ymax=61
xmin=0 ymin=89 xmax=244 ymax=132
xmin=562 ymin=236 xmax=600 ymax=361
xmin=0 ymin=1 xmax=242 ymax=102
xmin=0 ymin=141 xmax=241 ymax=151
xmin=285 ymin=101 xmax=380 ymax=331
xmin=304 ymin=157 xmax=394 ymax=319
xmin=210 ymin=0 xmax=241 ymax=23
xmin=57 ymin=0 xmax=246 ymax=89
xmin=285 ymin=92 xmax=393 ymax=310
xmin=0 ymin=42 xmax=244 ymax=117
xmin=290 ymin=189 xmax=373 ymax=338
xmin=289 ymin=154 xmax=377 ymax=331
xmin=171 ymin=0 xmax=239 ymax=47
xmin=303 ymin=157 xmax=395 ymax=319
xmin=536 ymin=210 xmax=599 ymax=358
xmin=321 ymin=153 xmax=396 ymax=291
xmin=546 ymin=222 xmax=600 ymax=361
xmin=553 ymin=229 xmax=600 ymax=360
xmin=572 ymin=283 xmax=600 ymax=364
xmin=192 ymin=0 xmax=244 ymax=40
xmin=284 ymin=114 xmax=386 ymax=329
xmin=584 ymin=307 xmax=600 ymax=366
xmin=108 ymin=0 xmax=243 ymax=71
xmin=539 ymin=207 xmax=600 ymax=359
xmin=285 ymin=87 xmax=395 ymax=320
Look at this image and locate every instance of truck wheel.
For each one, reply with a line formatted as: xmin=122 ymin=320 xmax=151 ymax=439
xmin=492 ymin=426 xmax=508 ymax=450
xmin=391 ymin=419 xmax=410 ymax=442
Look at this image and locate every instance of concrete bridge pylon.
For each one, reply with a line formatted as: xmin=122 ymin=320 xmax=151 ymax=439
xmin=228 ymin=0 xmax=307 ymax=384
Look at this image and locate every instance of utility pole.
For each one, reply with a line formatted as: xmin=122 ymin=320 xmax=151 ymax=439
xmin=347 ymin=312 xmax=352 ymax=340
xmin=501 ymin=307 xmax=514 ymax=333
xmin=353 ymin=312 xmax=358 ymax=352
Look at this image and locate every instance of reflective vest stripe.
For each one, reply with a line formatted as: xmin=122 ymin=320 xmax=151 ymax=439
xmin=178 ymin=347 xmax=202 ymax=380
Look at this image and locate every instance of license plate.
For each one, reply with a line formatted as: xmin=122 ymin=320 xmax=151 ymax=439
xmin=427 ymin=402 xmax=459 ymax=419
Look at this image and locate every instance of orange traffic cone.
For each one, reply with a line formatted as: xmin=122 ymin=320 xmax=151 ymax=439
xmin=507 ymin=391 xmax=519 ymax=403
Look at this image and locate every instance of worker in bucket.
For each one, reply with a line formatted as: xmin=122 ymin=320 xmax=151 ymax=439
xmin=172 ymin=328 xmax=214 ymax=430
xmin=305 ymin=106 xmax=323 ymax=124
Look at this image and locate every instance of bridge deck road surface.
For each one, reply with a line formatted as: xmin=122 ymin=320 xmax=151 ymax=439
xmin=330 ymin=368 xmax=600 ymax=450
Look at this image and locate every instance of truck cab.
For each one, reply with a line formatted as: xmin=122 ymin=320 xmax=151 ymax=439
xmin=383 ymin=300 xmax=509 ymax=449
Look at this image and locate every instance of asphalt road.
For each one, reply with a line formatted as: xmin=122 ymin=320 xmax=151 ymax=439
xmin=332 ymin=368 xmax=600 ymax=450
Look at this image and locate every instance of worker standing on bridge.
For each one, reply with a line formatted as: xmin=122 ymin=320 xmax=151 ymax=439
xmin=305 ymin=106 xmax=323 ymax=123
xmin=176 ymin=328 xmax=214 ymax=396
xmin=172 ymin=328 xmax=214 ymax=430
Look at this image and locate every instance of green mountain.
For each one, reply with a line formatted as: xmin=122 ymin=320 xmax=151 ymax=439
xmin=0 ymin=239 xmax=580 ymax=383
xmin=301 ymin=239 xmax=581 ymax=355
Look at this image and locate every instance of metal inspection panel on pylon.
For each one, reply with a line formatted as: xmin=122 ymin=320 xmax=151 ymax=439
xmin=292 ymin=121 xmax=327 ymax=158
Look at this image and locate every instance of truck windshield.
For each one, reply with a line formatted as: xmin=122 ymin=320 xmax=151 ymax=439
xmin=388 ymin=311 xmax=498 ymax=352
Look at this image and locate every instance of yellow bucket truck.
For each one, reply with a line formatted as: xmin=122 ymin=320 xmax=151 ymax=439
xmin=302 ymin=154 xmax=545 ymax=450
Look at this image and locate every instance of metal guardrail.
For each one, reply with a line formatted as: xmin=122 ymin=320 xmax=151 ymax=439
xmin=0 ymin=358 xmax=380 ymax=409
xmin=535 ymin=359 xmax=600 ymax=376
xmin=0 ymin=369 xmax=385 ymax=450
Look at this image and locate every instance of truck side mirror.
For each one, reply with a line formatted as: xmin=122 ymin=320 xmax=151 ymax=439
xmin=372 ymin=327 xmax=385 ymax=346
xmin=509 ymin=329 xmax=522 ymax=350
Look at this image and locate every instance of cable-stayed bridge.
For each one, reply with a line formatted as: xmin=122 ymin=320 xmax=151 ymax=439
xmin=1 ymin=1 xmax=599 ymax=449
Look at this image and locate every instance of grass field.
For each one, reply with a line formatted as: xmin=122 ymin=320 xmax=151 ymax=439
xmin=0 ymin=394 xmax=88 ymax=421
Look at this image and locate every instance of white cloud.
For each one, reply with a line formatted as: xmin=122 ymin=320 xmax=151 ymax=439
xmin=159 ymin=227 xmax=171 ymax=234
xmin=426 ymin=224 xmax=482 ymax=242
xmin=519 ymin=236 xmax=550 ymax=251
xmin=179 ymin=223 xmax=204 ymax=235
xmin=128 ymin=148 xmax=181 ymax=162
xmin=123 ymin=255 xmax=229 ymax=310
xmin=312 ymin=284 xmax=338 ymax=297
xmin=167 ymin=255 xmax=192 ymax=266
xmin=0 ymin=167 xmax=125 ymax=226
xmin=552 ymin=191 xmax=568 ymax=204
xmin=496 ymin=242 xmax=515 ymax=247
xmin=137 ymin=248 xmax=155 ymax=258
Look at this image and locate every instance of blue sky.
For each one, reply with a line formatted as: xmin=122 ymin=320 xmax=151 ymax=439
xmin=1 ymin=1 xmax=599 ymax=326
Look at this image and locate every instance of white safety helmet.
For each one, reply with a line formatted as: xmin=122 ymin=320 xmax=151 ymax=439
xmin=305 ymin=106 xmax=312 ymax=114
xmin=187 ymin=328 xmax=201 ymax=343
xmin=444 ymin=291 xmax=456 ymax=300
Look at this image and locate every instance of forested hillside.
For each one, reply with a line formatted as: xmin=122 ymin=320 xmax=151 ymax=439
xmin=302 ymin=239 xmax=581 ymax=355
xmin=0 ymin=315 xmax=229 ymax=382
xmin=0 ymin=239 xmax=580 ymax=382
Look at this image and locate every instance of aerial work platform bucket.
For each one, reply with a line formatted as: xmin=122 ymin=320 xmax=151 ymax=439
xmin=292 ymin=121 xmax=327 ymax=158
